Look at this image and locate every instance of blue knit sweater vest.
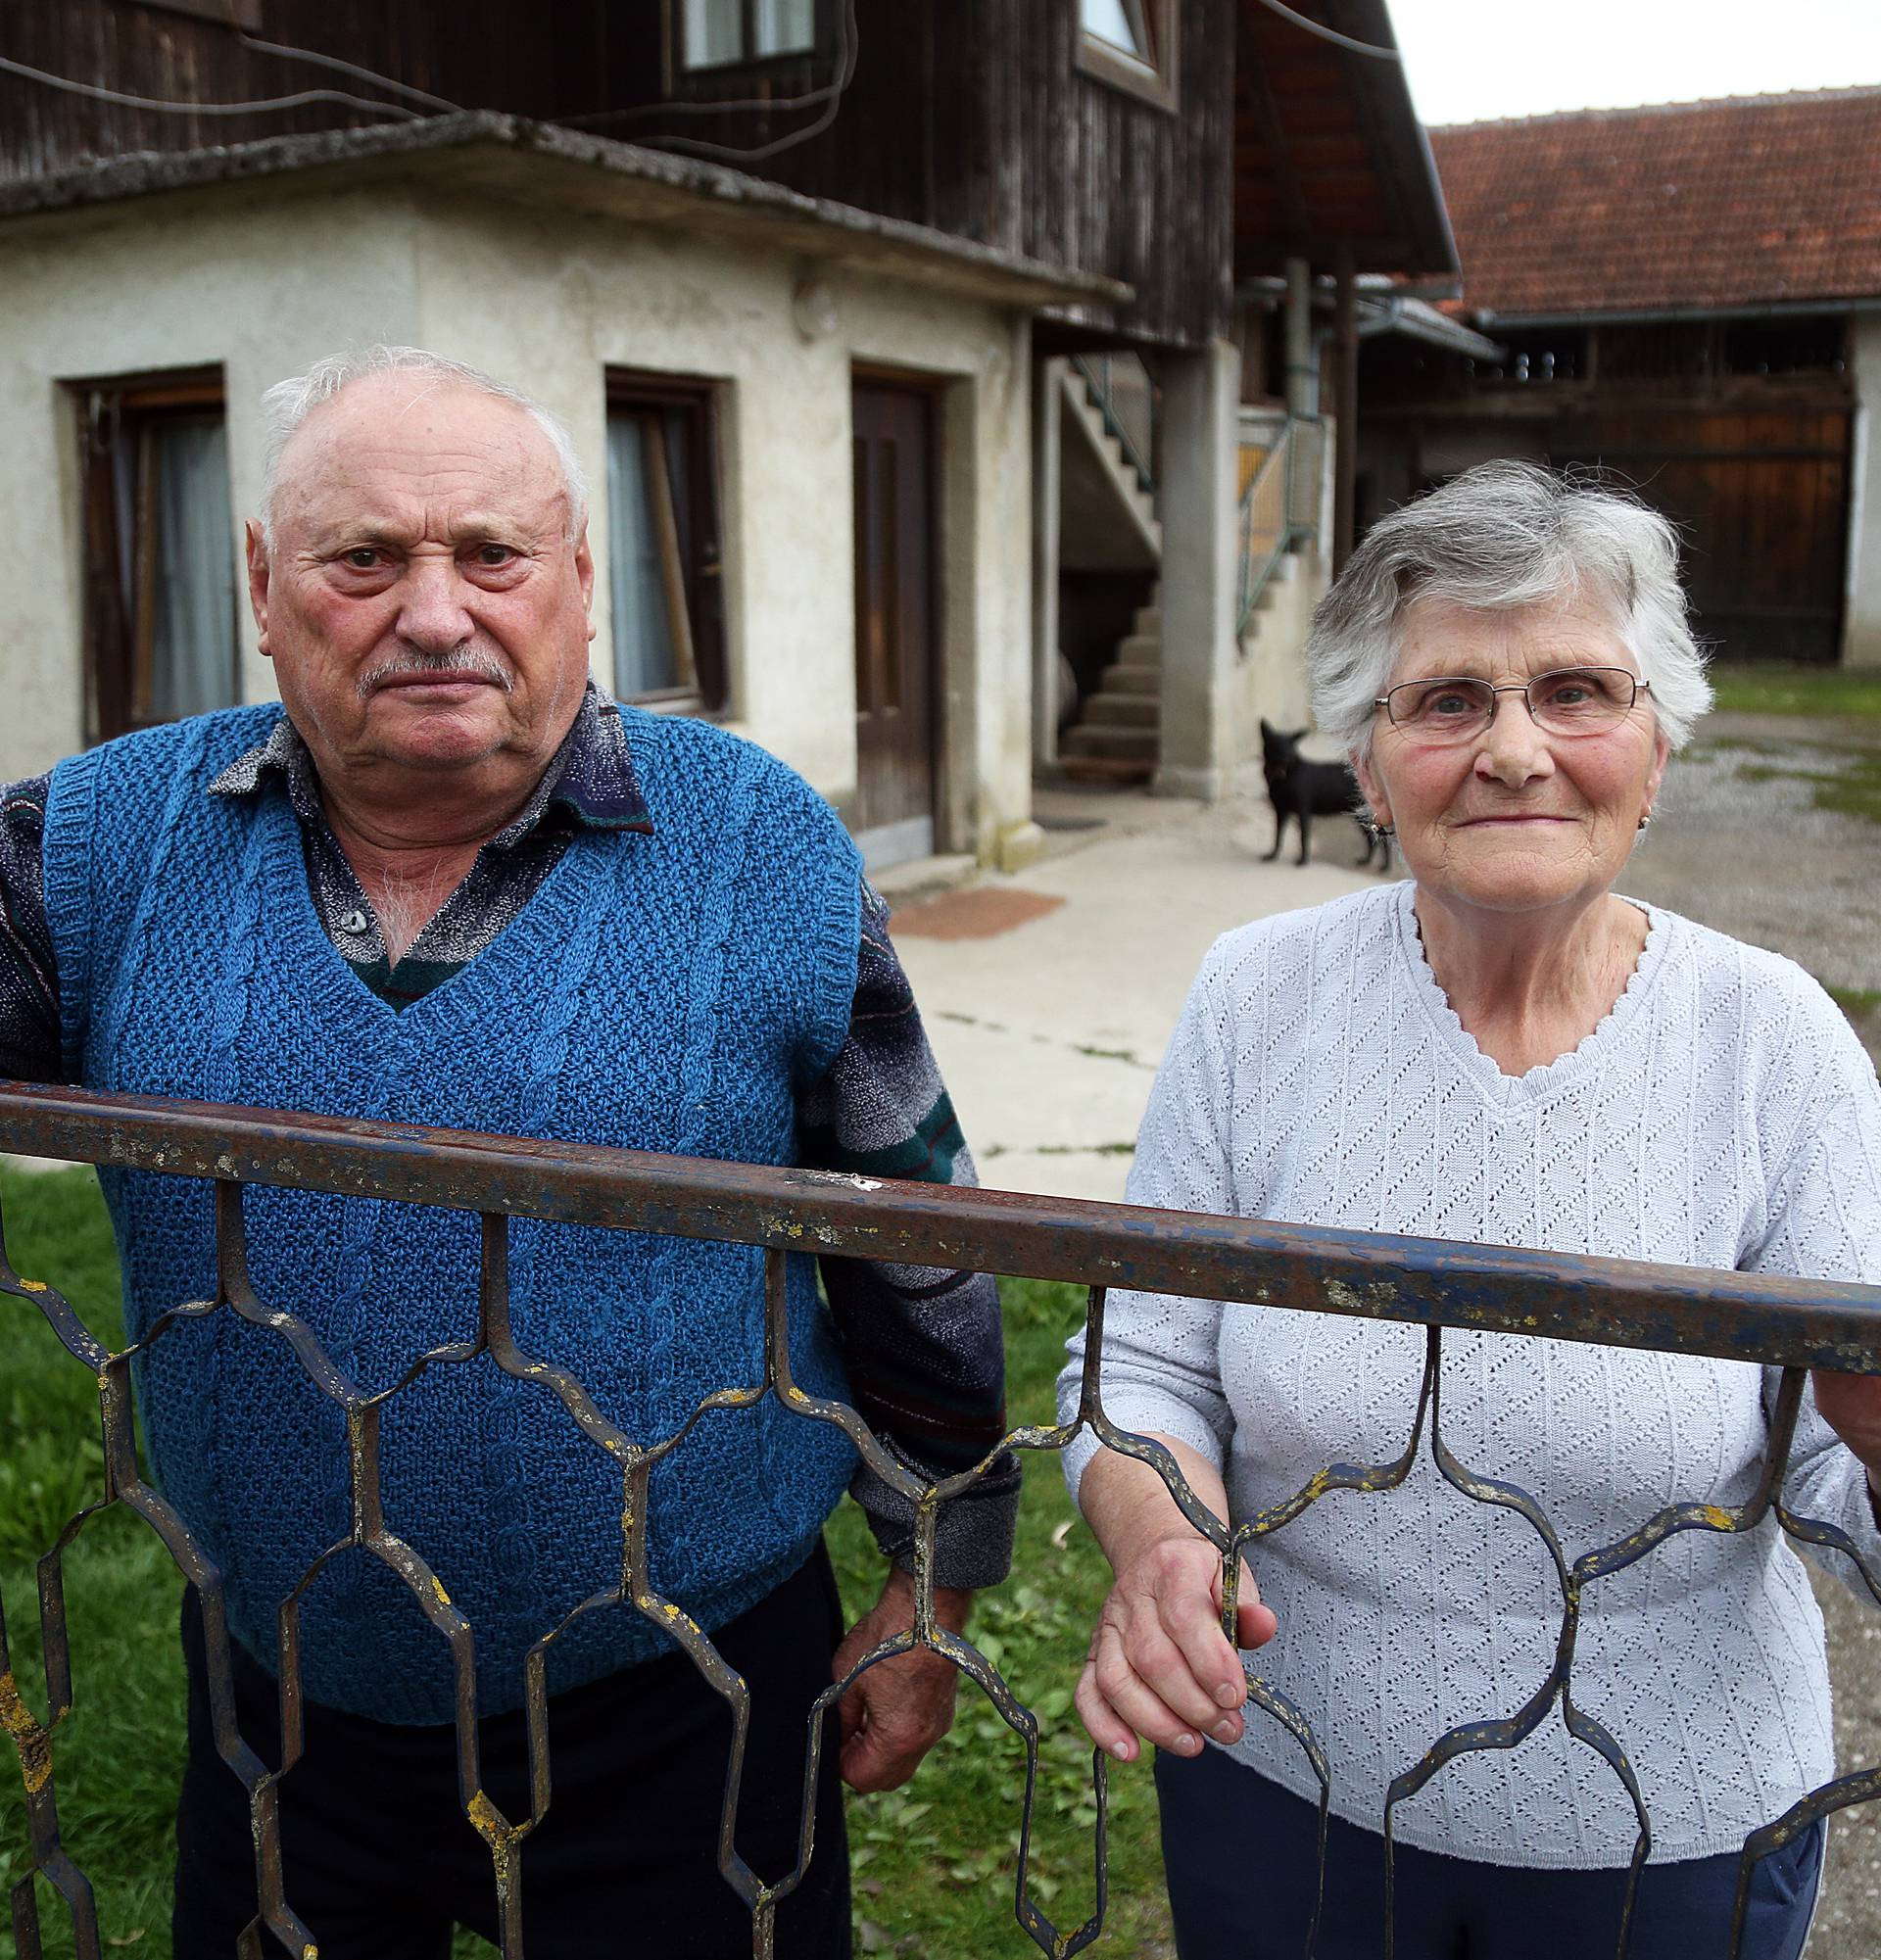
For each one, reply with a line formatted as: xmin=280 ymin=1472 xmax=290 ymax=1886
xmin=44 ymin=704 xmax=862 ymax=1725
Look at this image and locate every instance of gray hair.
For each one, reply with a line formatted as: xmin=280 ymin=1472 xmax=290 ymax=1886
xmin=259 ymin=345 xmax=589 ymax=549
xmin=1305 ymin=460 xmax=1712 ymax=755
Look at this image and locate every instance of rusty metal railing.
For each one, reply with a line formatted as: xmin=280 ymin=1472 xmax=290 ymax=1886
xmin=1071 ymin=354 xmax=1156 ymax=503
xmin=3 ymin=1082 xmax=1881 ymax=1959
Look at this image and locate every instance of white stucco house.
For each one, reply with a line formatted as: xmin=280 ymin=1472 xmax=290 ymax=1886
xmin=0 ymin=0 xmax=1456 ymax=861
xmin=0 ymin=118 xmax=1134 ymax=869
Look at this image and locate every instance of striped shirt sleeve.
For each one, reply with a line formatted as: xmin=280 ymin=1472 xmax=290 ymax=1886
xmin=0 ymin=775 xmax=61 ymax=1083
xmin=798 ymin=881 xmax=1019 ymax=1591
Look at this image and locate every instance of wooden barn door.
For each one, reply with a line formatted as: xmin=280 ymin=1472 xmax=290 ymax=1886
xmin=1555 ymin=407 xmax=1851 ymax=663
xmin=851 ymin=377 xmax=939 ymax=869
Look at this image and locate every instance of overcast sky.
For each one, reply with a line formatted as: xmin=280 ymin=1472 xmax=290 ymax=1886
xmin=1385 ymin=0 xmax=1881 ymax=126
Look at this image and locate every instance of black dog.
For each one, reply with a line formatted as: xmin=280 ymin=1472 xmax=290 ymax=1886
xmin=1259 ymin=720 xmax=1389 ymax=870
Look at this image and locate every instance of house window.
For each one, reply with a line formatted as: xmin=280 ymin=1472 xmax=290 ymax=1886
xmin=73 ymin=370 xmax=240 ymax=745
xmin=679 ymin=0 xmax=821 ymax=71
xmin=1077 ymin=0 xmax=1178 ymax=110
xmin=1084 ymin=0 xmax=1152 ymax=58
xmin=604 ymin=372 xmax=728 ymax=711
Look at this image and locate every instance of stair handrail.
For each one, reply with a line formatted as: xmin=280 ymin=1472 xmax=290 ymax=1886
xmin=1071 ymin=353 xmax=1156 ymax=502
xmin=1237 ymin=415 xmax=1323 ymax=640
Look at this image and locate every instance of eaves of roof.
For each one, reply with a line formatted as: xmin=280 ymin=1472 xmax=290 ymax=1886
xmin=1472 ymin=298 xmax=1881 ymax=329
xmin=1234 ymin=0 xmax=1460 ymax=284
xmin=1359 ymin=294 xmax=1503 ymax=359
xmin=0 ymin=110 xmax=1134 ymax=313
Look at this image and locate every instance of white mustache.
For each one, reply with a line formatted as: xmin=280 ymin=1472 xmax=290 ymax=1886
xmin=356 ymin=646 xmax=513 ymax=700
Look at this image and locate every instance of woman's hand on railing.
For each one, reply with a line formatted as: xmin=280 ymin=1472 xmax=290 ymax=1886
xmin=1072 ymin=1436 xmax=1277 ymax=1765
xmin=1809 ymin=1368 xmax=1881 ymax=1512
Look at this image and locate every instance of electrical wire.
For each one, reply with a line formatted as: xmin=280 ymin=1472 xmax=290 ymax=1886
xmin=3 ymin=2 xmax=857 ymax=166
xmin=1251 ymin=0 xmax=1401 ymax=61
xmin=0 ymin=50 xmax=421 ymax=120
xmin=235 ymin=32 xmax=462 ymax=114
xmin=555 ymin=70 xmax=836 ymax=125
xmin=556 ymin=47 xmax=843 ymax=126
xmin=558 ymin=0 xmax=859 ymax=165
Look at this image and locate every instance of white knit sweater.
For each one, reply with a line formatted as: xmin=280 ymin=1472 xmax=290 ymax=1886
xmin=1059 ymin=881 xmax=1881 ymax=1868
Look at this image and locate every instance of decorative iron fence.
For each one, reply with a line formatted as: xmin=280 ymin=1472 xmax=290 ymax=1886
xmin=3 ymin=1082 xmax=1881 ymax=1960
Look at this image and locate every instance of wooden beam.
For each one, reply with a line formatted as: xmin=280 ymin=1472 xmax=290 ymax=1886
xmin=1237 ymin=28 xmax=1315 ymax=247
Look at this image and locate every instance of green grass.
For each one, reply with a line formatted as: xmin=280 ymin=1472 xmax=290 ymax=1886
xmin=1827 ymin=984 xmax=1881 ymax=1019
xmin=0 ymin=1166 xmax=184 ymax=1958
xmin=1811 ymin=750 xmax=1881 ymax=824
xmin=826 ymin=1279 xmax=1172 ymax=1960
xmin=0 ymin=1171 xmax=1167 ymax=1960
xmin=1709 ymin=663 xmax=1881 ymax=721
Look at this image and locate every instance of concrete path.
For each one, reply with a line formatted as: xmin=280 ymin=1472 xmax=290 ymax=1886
xmin=889 ymin=788 xmax=1383 ymax=1201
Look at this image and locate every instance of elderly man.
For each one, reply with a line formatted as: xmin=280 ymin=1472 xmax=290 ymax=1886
xmin=0 ymin=347 xmax=1016 ymax=1956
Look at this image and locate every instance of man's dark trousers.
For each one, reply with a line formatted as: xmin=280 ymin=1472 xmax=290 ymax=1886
xmin=172 ymin=1551 xmax=853 ymax=1958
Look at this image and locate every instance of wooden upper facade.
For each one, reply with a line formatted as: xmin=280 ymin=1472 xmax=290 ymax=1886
xmin=3 ymin=0 xmax=1453 ymax=352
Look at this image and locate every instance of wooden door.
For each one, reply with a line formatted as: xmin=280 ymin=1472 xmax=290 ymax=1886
xmin=851 ymin=379 xmax=939 ymax=866
xmin=1553 ymin=406 xmax=1851 ymax=664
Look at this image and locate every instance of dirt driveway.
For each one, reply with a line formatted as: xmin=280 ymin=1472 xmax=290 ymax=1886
xmin=1626 ymin=710 xmax=1881 ymax=1064
xmin=1610 ymin=708 xmax=1881 ymax=1959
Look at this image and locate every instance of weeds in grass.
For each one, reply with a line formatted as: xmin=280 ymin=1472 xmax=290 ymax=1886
xmin=1811 ymin=753 xmax=1881 ymax=825
xmin=1732 ymin=753 xmax=1881 ymax=826
xmin=1826 ymin=983 xmax=1881 ymax=1020
xmin=1068 ymin=1044 xmax=1148 ymax=1070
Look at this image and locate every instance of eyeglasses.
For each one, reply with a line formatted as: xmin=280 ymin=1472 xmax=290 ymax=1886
xmin=1374 ymin=667 xmax=1651 ymax=745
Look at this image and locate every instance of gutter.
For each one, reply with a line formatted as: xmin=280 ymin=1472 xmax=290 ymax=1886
xmin=1356 ymin=295 xmax=1504 ymax=360
xmin=1472 ymin=297 xmax=1881 ymax=328
xmin=1237 ymin=272 xmax=1466 ymax=305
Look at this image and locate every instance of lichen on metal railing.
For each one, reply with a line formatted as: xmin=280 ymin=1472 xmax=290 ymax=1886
xmin=3 ymin=1083 xmax=1880 ymax=1960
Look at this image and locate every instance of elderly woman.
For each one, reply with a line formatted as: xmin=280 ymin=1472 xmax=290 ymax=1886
xmin=1058 ymin=462 xmax=1881 ymax=1959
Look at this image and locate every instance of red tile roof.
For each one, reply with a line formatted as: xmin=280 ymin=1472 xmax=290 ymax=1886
xmin=1428 ymin=87 xmax=1881 ymax=320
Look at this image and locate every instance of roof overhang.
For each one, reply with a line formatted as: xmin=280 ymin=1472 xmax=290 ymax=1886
xmin=1358 ymin=293 xmax=1502 ymax=358
xmin=1239 ymin=270 xmax=1497 ymax=352
xmin=0 ymin=111 xmax=1134 ymax=314
xmin=1234 ymin=0 xmax=1459 ymax=284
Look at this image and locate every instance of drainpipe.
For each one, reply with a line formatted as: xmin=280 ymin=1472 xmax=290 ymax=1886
xmin=1334 ymin=248 xmax=1359 ymax=574
xmin=1284 ymin=258 xmax=1316 ymax=418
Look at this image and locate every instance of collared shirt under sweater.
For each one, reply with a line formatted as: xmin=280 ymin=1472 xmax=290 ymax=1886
xmin=0 ymin=687 xmax=1017 ymax=1589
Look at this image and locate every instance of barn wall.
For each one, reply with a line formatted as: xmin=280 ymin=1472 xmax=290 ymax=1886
xmin=1356 ymin=328 xmax=1858 ymax=665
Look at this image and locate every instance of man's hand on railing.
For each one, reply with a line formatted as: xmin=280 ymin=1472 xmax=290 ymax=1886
xmin=832 ymin=1566 xmax=974 ymax=1793
xmin=1073 ymin=1437 xmax=1278 ymax=1767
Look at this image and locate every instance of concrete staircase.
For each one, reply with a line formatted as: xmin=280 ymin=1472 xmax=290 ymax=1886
xmin=1060 ymin=588 xmax=1162 ymax=786
xmin=1057 ymin=551 xmax=1308 ymax=787
xmin=1061 ymin=362 xmax=1161 ymax=563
